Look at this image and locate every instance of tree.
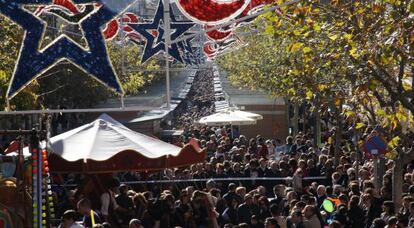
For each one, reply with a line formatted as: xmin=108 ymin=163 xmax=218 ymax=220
xmin=219 ymin=0 xmax=414 ymax=207
xmin=0 ymin=17 xmax=39 ymax=111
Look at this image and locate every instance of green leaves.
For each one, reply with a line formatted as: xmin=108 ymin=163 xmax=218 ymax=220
xmin=306 ymin=90 xmax=314 ymax=100
xmin=355 ymin=122 xmax=366 ymax=129
xmin=388 ymin=136 xmax=401 ymax=149
xmin=302 ymin=46 xmax=312 ymax=54
xmin=289 ymin=42 xmax=304 ymax=52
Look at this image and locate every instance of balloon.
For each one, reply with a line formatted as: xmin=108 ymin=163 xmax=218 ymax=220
xmin=322 ymin=199 xmax=335 ymax=213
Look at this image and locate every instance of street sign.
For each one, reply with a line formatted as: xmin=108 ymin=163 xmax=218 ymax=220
xmin=363 ymin=135 xmax=387 ymax=158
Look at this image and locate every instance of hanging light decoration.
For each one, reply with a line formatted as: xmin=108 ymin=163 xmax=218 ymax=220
xmin=175 ymin=0 xmax=251 ymax=25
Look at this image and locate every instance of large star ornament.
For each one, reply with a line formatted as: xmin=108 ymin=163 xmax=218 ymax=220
xmin=0 ymin=0 xmax=135 ymax=99
xmin=127 ymin=1 xmax=195 ymax=63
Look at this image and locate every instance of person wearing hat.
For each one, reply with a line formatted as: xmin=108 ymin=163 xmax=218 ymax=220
xmin=59 ymin=210 xmax=84 ymax=228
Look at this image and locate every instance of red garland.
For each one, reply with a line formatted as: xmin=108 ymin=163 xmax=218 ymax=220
xmin=205 ymin=25 xmax=233 ymax=41
xmin=52 ymin=0 xmax=80 ymax=14
xmin=103 ymin=19 xmax=119 ymax=40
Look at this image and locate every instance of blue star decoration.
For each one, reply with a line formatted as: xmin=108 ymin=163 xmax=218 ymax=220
xmin=0 ymin=0 xmax=135 ymax=99
xmin=127 ymin=0 xmax=195 ymax=63
xmin=178 ymin=34 xmax=195 ymax=54
xmin=178 ymin=34 xmax=206 ymax=66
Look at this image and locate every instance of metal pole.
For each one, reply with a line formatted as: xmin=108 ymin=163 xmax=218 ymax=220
xmin=37 ymin=115 xmax=43 ymax=228
xmin=373 ymin=158 xmax=379 ymax=190
xmin=0 ymin=106 xmax=162 ymax=115
xmin=164 ymin=0 xmax=171 ymax=109
xmin=354 ymin=126 xmax=360 ymax=185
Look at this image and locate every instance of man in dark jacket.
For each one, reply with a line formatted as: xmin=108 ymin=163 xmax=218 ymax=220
xmin=238 ymin=194 xmax=258 ymax=224
xmin=363 ymin=191 xmax=382 ymax=228
xmin=223 ymin=183 xmax=243 ymax=206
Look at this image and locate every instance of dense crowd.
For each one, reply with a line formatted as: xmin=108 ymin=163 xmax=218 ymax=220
xmin=2 ymin=70 xmax=414 ymax=228
xmin=170 ymin=69 xmax=216 ymax=128
xmin=49 ymin=70 xmax=414 ymax=228
xmin=54 ymin=126 xmax=414 ymax=228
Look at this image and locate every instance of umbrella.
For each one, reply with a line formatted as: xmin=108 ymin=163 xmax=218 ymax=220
xmin=48 ymin=114 xmax=206 ymax=173
xmin=199 ymin=111 xmax=257 ymax=126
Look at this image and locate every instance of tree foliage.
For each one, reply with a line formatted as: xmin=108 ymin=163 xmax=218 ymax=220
xmin=219 ymin=0 xmax=414 ymax=150
xmin=0 ymin=17 xmax=38 ymax=110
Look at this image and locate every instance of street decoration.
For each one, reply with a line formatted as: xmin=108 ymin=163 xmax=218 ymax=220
xmin=126 ymin=1 xmax=195 ymax=63
xmin=174 ymin=0 xmax=278 ymax=25
xmin=205 ymin=25 xmax=234 ymax=41
xmin=203 ymin=36 xmax=244 ymax=60
xmin=0 ymin=0 xmax=136 ymax=99
xmin=175 ymin=0 xmax=251 ymax=25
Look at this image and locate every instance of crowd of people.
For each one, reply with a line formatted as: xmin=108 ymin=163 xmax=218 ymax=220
xmin=2 ymin=69 xmax=414 ymax=228
xmin=53 ymin=125 xmax=414 ymax=228
xmin=170 ymin=69 xmax=216 ymax=129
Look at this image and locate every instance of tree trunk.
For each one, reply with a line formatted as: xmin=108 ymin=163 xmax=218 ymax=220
xmin=293 ymin=102 xmax=299 ymax=136
xmin=374 ymin=158 xmax=386 ymax=190
xmin=393 ymin=148 xmax=414 ymax=210
xmin=314 ymin=96 xmax=321 ymax=148
xmin=334 ymin=106 xmax=342 ymax=166
xmin=286 ymin=98 xmax=291 ymax=136
xmin=393 ymin=157 xmax=404 ymax=210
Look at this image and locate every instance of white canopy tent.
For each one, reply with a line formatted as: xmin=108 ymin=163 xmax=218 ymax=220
xmin=199 ymin=111 xmax=257 ymax=126
xmin=48 ymin=113 xmax=205 ymax=172
xmin=5 ymin=114 xmax=205 ymax=172
xmin=49 ymin=113 xmax=182 ymax=162
xmin=225 ymin=109 xmax=263 ymax=120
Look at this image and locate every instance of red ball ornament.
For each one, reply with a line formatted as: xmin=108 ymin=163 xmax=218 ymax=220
xmin=44 ymin=167 xmax=49 ymax=172
xmin=43 ymin=161 xmax=49 ymax=166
